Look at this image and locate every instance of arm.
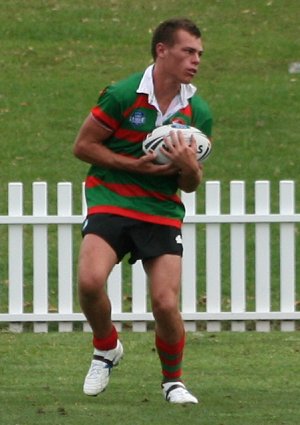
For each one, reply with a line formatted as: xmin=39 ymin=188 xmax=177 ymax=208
xmin=177 ymin=162 xmax=203 ymax=193
xmin=73 ymin=114 xmax=179 ymax=176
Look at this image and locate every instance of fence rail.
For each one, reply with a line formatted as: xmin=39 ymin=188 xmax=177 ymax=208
xmin=0 ymin=180 xmax=299 ymax=333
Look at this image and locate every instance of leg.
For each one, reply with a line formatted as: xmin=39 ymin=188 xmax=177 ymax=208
xmin=144 ymin=254 xmax=198 ymax=404
xmin=144 ymin=254 xmax=184 ymax=344
xmin=78 ymin=233 xmax=117 ymax=339
xmin=144 ymin=254 xmax=185 ymax=382
xmin=78 ymin=234 xmax=124 ymax=396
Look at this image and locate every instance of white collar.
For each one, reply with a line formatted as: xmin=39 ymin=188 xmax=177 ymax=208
xmin=137 ymin=64 xmax=197 ymax=108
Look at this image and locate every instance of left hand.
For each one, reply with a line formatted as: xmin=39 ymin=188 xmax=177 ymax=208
xmin=161 ymin=130 xmax=199 ymax=172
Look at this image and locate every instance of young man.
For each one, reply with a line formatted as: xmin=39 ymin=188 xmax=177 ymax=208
xmin=73 ymin=18 xmax=212 ymax=404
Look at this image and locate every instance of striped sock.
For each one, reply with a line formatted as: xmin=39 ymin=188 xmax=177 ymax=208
xmin=93 ymin=325 xmax=118 ymax=351
xmin=155 ymin=333 xmax=185 ymax=382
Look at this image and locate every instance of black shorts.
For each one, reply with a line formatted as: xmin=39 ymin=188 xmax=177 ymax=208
xmin=81 ymin=213 xmax=183 ymax=264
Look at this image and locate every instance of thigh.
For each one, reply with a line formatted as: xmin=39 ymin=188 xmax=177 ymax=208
xmin=144 ymin=254 xmax=182 ymax=302
xmin=78 ymin=234 xmax=118 ymax=290
xmin=81 ymin=213 xmax=134 ymax=262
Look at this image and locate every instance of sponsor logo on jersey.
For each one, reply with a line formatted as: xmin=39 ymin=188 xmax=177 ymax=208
xmin=129 ymin=110 xmax=146 ymax=126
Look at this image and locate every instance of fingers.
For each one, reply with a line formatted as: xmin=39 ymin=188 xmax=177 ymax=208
xmin=141 ymin=149 xmax=157 ymax=163
xmin=139 ymin=150 xmax=179 ymax=174
xmin=162 ymin=130 xmax=179 ymax=154
xmin=189 ymin=135 xmax=197 ymax=151
xmin=163 ymin=130 xmax=196 ymax=154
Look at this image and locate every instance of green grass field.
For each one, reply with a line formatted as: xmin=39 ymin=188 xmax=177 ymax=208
xmin=1 ymin=331 xmax=300 ymax=425
xmin=0 ymin=1 xmax=300 ymax=423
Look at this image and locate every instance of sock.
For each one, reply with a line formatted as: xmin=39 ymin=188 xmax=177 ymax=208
xmin=155 ymin=333 xmax=185 ymax=383
xmin=93 ymin=325 xmax=118 ymax=351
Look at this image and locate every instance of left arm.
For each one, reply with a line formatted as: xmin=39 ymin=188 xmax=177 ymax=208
xmin=177 ymin=162 xmax=203 ymax=193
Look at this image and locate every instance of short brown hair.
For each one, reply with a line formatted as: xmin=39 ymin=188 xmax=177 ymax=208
xmin=151 ymin=18 xmax=201 ymax=60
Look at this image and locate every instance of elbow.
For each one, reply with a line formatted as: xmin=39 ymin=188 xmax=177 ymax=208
xmin=178 ymin=169 xmax=202 ymax=193
xmin=73 ymin=145 xmax=80 ymax=159
xmin=73 ymin=141 xmax=85 ymax=160
xmin=178 ymin=177 xmax=201 ymax=193
xmin=180 ymin=183 xmax=199 ymax=193
xmin=185 ymin=187 xmax=196 ymax=194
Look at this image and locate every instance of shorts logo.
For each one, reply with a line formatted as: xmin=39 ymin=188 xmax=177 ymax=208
xmin=82 ymin=218 xmax=89 ymax=231
xmin=175 ymin=235 xmax=183 ymax=244
xmin=129 ymin=110 xmax=146 ymax=126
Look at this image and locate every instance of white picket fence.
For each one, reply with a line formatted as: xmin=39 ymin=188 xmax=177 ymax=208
xmin=0 ymin=180 xmax=299 ymax=333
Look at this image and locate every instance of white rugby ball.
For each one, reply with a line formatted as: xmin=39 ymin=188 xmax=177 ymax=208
xmin=142 ymin=123 xmax=211 ymax=165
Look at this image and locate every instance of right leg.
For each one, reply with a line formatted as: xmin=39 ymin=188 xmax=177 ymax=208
xmin=78 ymin=234 xmax=123 ymax=395
xmin=78 ymin=233 xmax=117 ymax=339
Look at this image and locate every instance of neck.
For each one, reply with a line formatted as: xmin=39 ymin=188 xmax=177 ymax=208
xmin=152 ymin=65 xmax=181 ymax=113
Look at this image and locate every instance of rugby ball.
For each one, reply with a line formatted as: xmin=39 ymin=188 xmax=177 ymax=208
xmin=142 ymin=123 xmax=211 ymax=165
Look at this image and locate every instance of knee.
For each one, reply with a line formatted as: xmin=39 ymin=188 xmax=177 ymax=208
xmin=78 ymin=271 xmax=106 ymax=301
xmin=152 ymin=294 xmax=179 ymax=321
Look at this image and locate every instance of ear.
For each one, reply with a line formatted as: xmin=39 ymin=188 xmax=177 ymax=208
xmin=155 ymin=42 xmax=168 ymax=58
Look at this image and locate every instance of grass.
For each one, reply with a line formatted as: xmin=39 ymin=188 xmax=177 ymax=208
xmin=1 ymin=331 xmax=300 ymax=425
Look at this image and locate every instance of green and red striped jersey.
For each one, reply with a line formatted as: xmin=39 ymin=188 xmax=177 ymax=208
xmin=85 ymin=67 xmax=212 ymax=228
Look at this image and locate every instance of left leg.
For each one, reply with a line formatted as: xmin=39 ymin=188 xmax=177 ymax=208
xmin=143 ymin=254 xmax=184 ymax=344
xmin=143 ymin=254 xmax=198 ymax=404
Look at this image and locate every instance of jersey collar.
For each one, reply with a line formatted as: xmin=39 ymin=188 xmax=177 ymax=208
xmin=137 ymin=64 xmax=197 ymax=108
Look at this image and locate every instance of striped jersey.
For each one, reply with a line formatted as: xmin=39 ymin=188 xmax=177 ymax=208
xmin=85 ymin=66 xmax=213 ymax=229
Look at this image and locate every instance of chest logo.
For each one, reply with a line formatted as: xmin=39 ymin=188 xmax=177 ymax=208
xmin=129 ymin=110 xmax=146 ymax=126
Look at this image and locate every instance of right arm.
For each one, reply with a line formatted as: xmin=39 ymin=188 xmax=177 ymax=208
xmin=73 ymin=114 xmax=178 ymax=176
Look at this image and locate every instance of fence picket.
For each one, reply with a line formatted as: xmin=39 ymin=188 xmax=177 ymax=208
xmin=33 ymin=182 xmax=49 ymax=333
xmin=230 ymin=182 xmax=246 ymax=332
xmin=57 ymin=183 xmax=74 ymax=332
xmin=181 ymin=192 xmax=197 ymax=331
xmin=279 ymin=181 xmax=296 ymax=331
xmin=132 ymin=261 xmax=147 ymax=332
xmin=205 ymin=181 xmax=221 ymax=332
xmin=255 ymin=181 xmax=271 ymax=332
xmin=107 ymin=263 xmax=123 ymax=332
xmin=8 ymin=183 xmax=24 ymax=333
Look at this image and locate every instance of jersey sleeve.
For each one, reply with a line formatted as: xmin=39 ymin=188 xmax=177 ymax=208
xmin=91 ymin=86 xmax=123 ymax=131
xmin=191 ymin=95 xmax=213 ymax=138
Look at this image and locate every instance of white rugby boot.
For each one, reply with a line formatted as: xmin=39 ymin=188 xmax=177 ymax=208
xmin=83 ymin=340 xmax=123 ymax=396
xmin=162 ymin=381 xmax=199 ymax=404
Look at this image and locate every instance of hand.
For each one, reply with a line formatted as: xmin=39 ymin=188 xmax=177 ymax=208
xmin=133 ymin=151 xmax=180 ymax=176
xmin=161 ymin=130 xmax=199 ymax=172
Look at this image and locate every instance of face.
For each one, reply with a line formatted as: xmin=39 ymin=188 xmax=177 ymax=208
xmin=156 ymin=29 xmax=204 ymax=84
